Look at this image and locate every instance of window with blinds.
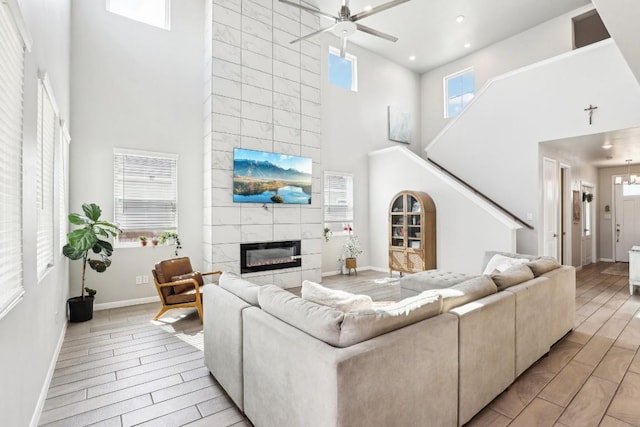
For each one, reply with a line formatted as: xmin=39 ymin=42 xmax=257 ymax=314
xmin=37 ymin=75 xmax=57 ymax=279
xmin=324 ymin=172 xmax=354 ymax=224
xmin=59 ymin=123 xmax=70 ymax=252
xmin=0 ymin=0 xmax=26 ymax=319
xmin=114 ymin=149 xmax=178 ymax=244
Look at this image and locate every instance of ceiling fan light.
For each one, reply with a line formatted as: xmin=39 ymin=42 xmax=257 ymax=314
xmin=456 ymin=15 xmax=465 ymax=23
xmin=615 ymin=176 xmax=623 ymax=185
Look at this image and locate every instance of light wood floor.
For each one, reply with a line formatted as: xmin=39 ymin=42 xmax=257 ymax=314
xmin=39 ymin=263 xmax=640 ymax=426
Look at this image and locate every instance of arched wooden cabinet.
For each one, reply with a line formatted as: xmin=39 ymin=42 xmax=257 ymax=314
xmin=389 ymin=191 xmax=436 ymax=275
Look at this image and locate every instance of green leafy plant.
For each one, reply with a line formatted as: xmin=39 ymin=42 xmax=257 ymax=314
xmin=159 ymin=231 xmax=182 ymax=257
xmin=63 ymin=203 xmax=121 ymax=300
xmin=139 ymin=236 xmax=147 ymax=242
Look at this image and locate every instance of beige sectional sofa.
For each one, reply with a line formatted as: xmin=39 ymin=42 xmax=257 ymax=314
xmin=203 ymin=252 xmax=575 ymax=427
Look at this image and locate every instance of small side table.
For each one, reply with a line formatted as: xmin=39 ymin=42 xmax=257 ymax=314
xmin=629 ymin=246 xmax=640 ymax=295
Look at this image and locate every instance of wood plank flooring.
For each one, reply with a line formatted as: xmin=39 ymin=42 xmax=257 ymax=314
xmin=39 ymin=263 xmax=640 ymax=426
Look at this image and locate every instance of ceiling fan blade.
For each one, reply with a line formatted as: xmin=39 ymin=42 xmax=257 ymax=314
xmin=351 ymin=0 xmax=411 ymax=21
xmin=278 ymin=0 xmax=337 ymax=21
xmin=289 ymin=25 xmax=335 ymax=44
xmin=340 ymin=36 xmax=347 ymax=58
xmin=355 ymin=23 xmax=398 ymax=42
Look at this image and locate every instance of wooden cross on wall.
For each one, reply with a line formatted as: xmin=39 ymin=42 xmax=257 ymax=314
xmin=584 ymin=104 xmax=598 ymax=125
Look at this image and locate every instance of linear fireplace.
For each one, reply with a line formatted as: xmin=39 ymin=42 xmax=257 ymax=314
xmin=240 ymin=240 xmax=302 ymax=273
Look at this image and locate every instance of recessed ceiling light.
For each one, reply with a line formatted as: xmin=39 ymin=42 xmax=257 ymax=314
xmin=364 ymin=5 xmax=373 ymax=12
xmin=464 ymin=43 xmax=471 ymax=49
xmin=409 ymin=55 xmax=416 ymax=61
xmin=602 ymin=142 xmax=613 ymax=149
xmin=456 ymin=15 xmax=465 ymax=23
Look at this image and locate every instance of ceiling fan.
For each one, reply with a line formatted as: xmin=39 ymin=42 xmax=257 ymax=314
xmin=279 ymin=0 xmax=411 ymax=57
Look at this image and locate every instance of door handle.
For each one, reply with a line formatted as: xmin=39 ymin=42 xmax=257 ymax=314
xmin=553 ymin=233 xmax=558 ymax=238
xmin=616 ymin=225 xmax=621 ymax=243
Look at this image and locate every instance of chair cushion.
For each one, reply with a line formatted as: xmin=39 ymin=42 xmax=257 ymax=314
xmin=171 ymin=272 xmax=203 ymax=294
xmin=165 ymin=290 xmax=197 ymax=305
xmin=157 ymin=257 xmax=194 ymax=283
xmin=301 ymin=280 xmax=373 ymax=312
xmin=491 ymin=264 xmax=535 ymax=291
xmin=219 ymin=272 xmax=260 ymax=306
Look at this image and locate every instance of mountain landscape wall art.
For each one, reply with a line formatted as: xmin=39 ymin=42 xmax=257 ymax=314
xmin=233 ymin=148 xmax=313 ymax=204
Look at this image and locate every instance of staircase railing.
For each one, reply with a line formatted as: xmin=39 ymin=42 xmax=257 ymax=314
xmin=427 ymin=157 xmax=534 ymax=230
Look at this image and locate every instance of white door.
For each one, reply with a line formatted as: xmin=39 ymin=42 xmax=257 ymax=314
xmin=543 ymin=158 xmax=559 ymax=259
xmin=615 ymin=183 xmax=640 ymax=262
xmin=581 ymin=185 xmax=593 ymax=265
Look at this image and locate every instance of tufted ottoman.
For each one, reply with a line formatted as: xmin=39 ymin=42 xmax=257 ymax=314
xmin=399 ymin=269 xmax=475 ymax=299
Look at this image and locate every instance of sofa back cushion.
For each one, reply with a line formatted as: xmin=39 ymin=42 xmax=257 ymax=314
xmin=258 ymin=285 xmax=442 ymax=348
xmin=438 ymin=275 xmax=498 ymax=312
xmin=219 ymin=272 xmax=260 ymax=306
xmin=527 ymin=257 xmax=561 ymax=277
xmin=301 ymin=280 xmax=373 ymax=312
xmin=491 ymin=264 xmax=535 ymax=291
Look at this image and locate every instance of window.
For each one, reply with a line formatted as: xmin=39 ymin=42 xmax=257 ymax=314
xmin=0 ymin=0 xmax=27 ymax=318
xmin=324 ymin=172 xmax=354 ymax=229
xmin=58 ymin=122 xmax=70 ymax=252
xmin=114 ymin=149 xmax=178 ymax=245
xmin=444 ymin=67 xmax=474 ymax=118
xmin=328 ymin=46 xmax=357 ymax=92
xmin=36 ymin=74 xmax=58 ymax=279
xmin=106 ymin=0 xmax=170 ymax=30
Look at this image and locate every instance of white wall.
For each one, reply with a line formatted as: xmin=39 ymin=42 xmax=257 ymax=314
xmin=320 ymin=34 xmax=421 ymax=273
xmin=421 ymin=5 xmax=594 ymax=146
xmin=69 ymin=0 xmax=204 ymax=305
xmin=427 ymin=40 xmax=640 ymax=255
xmin=369 ymin=147 xmax=519 ymax=275
xmin=598 ymin=164 xmax=640 ymax=261
xmin=0 ymin=1 xmax=70 ymax=425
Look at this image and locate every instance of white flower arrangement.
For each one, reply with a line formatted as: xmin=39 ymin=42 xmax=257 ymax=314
xmin=343 ymin=234 xmax=363 ymax=259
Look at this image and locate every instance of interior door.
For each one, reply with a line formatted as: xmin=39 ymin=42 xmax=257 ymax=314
xmin=542 ymin=158 xmax=559 ymax=259
xmin=581 ymin=184 xmax=593 ymax=265
xmin=615 ymin=183 xmax=640 ymax=262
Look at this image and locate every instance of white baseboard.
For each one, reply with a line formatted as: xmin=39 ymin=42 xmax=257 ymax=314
xmin=31 ymin=322 xmax=67 ymax=427
xmin=94 ymin=296 xmax=160 ymax=311
xmin=599 ymin=258 xmax=615 ymax=263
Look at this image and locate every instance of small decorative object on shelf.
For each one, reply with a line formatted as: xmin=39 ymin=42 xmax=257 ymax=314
xmin=139 ymin=236 xmax=148 ymax=246
xmin=159 ymin=231 xmax=182 ymax=257
xmin=151 ymin=238 xmax=159 ymax=246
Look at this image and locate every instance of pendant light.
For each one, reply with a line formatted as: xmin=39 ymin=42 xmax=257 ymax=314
xmin=615 ymin=159 xmax=637 ymax=185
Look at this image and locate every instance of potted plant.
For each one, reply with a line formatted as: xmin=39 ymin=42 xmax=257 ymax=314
xmin=139 ymin=236 xmax=148 ymax=246
xmin=343 ymin=233 xmax=362 ymax=273
xmin=159 ymin=231 xmax=182 ymax=257
xmin=151 ymin=237 xmax=159 ymax=246
xmin=63 ymin=203 xmax=121 ymax=322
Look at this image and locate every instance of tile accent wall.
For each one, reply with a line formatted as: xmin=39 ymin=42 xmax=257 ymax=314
xmin=204 ymin=0 xmax=322 ymax=287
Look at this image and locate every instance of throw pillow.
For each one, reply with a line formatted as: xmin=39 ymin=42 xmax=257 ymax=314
xmin=171 ymin=272 xmax=203 ymax=294
xmin=301 ymin=280 xmax=373 ymax=312
xmin=482 ymin=254 xmax=529 ymax=275
xmin=527 ymin=257 xmax=561 ymax=277
xmin=490 ymin=264 xmax=534 ymax=291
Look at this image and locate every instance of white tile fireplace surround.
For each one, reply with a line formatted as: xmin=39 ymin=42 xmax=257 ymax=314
xmin=203 ymin=0 xmax=323 ymax=288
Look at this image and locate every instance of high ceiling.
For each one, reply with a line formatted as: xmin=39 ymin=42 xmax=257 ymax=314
xmin=312 ymin=0 xmax=591 ymax=73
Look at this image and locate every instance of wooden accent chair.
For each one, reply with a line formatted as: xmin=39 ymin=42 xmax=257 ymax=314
xmin=151 ymin=257 xmax=221 ymax=323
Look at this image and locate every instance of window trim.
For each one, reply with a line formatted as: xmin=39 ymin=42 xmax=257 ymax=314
xmin=328 ymin=46 xmax=358 ymax=92
xmin=106 ymin=0 xmax=171 ymax=31
xmin=443 ymin=66 xmax=474 ymax=119
xmin=323 ymin=171 xmax=354 ymax=232
xmin=113 ymin=148 xmax=179 ymax=248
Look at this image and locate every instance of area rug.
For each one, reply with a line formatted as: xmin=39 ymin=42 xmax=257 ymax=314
xmin=601 ymin=263 xmax=629 ymax=276
xmin=374 ymin=277 xmax=400 ymax=284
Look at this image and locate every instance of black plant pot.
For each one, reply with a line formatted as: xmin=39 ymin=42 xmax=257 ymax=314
xmin=67 ymin=296 xmax=95 ymax=322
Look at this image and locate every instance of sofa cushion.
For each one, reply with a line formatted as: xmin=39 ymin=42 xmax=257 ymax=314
xmin=438 ymin=275 xmax=498 ymax=312
xmin=399 ymin=269 xmax=470 ymax=294
xmin=301 ymin=280 xmax=373 ymax=312
xmin=219 ymin=272 xmax=260 ymax=306
xmin=527 ymin=257 xmax=561 ymax=277
xmin=258 ymin=285 xmax=442 ymax=348
xmin=491 ymin=264 xmax=535 ymax=291
xmin=483 ymin=253 xmax=532 ymax=275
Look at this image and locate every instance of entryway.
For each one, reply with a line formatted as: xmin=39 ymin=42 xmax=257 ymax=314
xmin=614 ymin=182 xmax=640 ymax=262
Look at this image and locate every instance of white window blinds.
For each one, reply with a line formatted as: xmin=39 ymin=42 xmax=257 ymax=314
xmin=114 ymin=149 xmax=178 ymax=242
xmin=59 ymin=123 xmax=70 ymax=252
xmin=324 ymin=172 xmax=354 ymax=223
xmin=36 ymin=75 xmax=57 ymax=279
xmin=0 ymin=0 xmax=26 ymax=318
